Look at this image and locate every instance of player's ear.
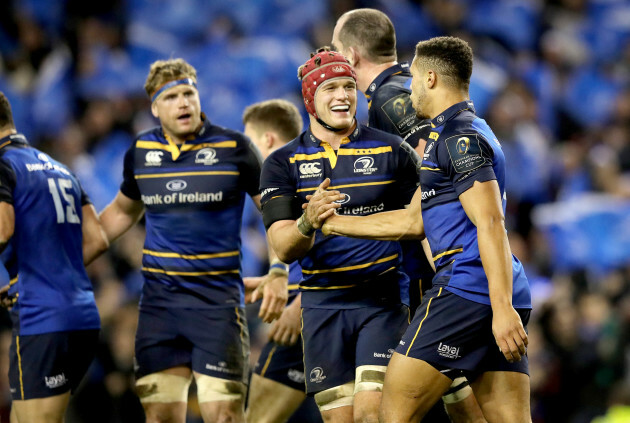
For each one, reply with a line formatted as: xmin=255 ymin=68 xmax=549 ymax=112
xmin=427 ymin=70 xmax=437 ymax=89
xmin=151 ymin=102 xmax=159 ymax=118
xmin=347 ymin=47 xmax=359 ymax=67
xmin=264 ymin=132 xmax=275 ymax=149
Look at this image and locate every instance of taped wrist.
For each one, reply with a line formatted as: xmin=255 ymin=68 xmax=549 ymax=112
xmin=297 ymin=213 xmax=315 ymax=237
xmin=268 ymin=258 xmax=289 ymax=276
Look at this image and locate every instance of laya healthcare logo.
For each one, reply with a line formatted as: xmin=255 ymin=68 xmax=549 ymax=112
xmin=287 ymin=369 xmax=305 ymax=384
xmin=353 ymin=156 xmax=377 ymax=175
xmin=145 ymin=151 xmax=164 ymax=166
xmin=45 ymin=373 xmax=68 ymax=389
xmin=309 ymin=367 xmax=326 ymax=383
xmin=299 ymin=162 xmax=322 ymax=178
xmin=437 ymin=342 xmax=461 ymax=359
xmin=195 ymin=148 xmax=219 ymax=165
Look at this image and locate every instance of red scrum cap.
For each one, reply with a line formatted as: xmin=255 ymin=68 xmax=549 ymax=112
xmin=298 ymin=49 xmax=356 ymax=119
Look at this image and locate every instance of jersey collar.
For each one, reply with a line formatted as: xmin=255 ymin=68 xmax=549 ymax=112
xmin=431 ymin=100 xmax=475 ymax=129
xmin=0 ymin=133 xmax=28 ymax=150
xmin=365 ymin=62 xmax=411 ymax=100
xmin=305 ymin=124 xmax=361 ymax=147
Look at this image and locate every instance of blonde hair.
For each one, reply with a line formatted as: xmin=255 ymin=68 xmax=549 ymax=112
xmin=144 ymin=59 xmax=198 ymax=98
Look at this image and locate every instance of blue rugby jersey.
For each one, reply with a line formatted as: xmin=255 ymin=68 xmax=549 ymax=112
xmin=420 ymin=101 xmax=531 ymax=309
xmin=260 ymin=124 xmax=419 ymax=308
xmin=365 ymin=62 xmax=435 ymax=300
xmin=121 ymin=118 xmax=262 ymax=309
xmin=364 ymin=63 xmax=431 ymax=149
xmin=0 ymin=134 xmax=100 ymax=335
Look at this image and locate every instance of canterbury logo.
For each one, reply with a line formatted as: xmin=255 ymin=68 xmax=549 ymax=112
xmin=299 ymin=163 xmax=321 ymax=175
xmin=145 ymin=151 xmax=163 ymax=165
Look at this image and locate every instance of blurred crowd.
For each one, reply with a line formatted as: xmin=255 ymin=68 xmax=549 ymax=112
xmin=1 ymin=0 xmax=630 ymax=422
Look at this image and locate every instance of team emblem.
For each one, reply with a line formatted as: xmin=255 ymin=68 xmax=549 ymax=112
xmin=145 ymin=151 xmax=163 ymax=166
xmin=195 ymin=148 xmax=218 ymax=165
xmin=456 ymin=137 xmax=470 ymax=155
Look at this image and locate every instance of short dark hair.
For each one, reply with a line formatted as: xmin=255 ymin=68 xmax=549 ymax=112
xmin=242 ymin=99 xmax=303 ymax=143
xmin=0 ymin=92 xmax=15 ymax=130
xmin=337 ymin=9 xmax=397 ymax=64
xmin=414 ymin=36 xmax=473 ymax=91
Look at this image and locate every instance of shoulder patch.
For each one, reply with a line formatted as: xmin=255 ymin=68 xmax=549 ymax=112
xmin=381 ymin=93 xmax=420 ymax=136
xmin=445 ymin=134 xmax=486 ymax=173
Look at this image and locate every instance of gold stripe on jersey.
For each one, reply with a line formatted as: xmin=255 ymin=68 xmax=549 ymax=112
xmin=287 ymin=284 xmax=300 ymax=291
xmin=432 ymin=248 xmax=463 ymax=262
xmin=0 ymin=140 xmax=12 ymax=150
xmin=9 ymin=276 xmax=18 ymax=285
xmin=406 ymin=287 xmax=442 ymax=356
xmin=296 ymin=180 xmax=395 ymax=193
xmin=337 ymin=146 xmax=392 ymax=156
xmin=134 ymin=170 xmax=239 ymax=179
xmin=143 ymin=249 xmax=239 ymax=260
xmin=181 ymin=141 xmax=236 ymax=151
xmin=301 ymin=254 xmax=398 ymax=274
xmin=300 ymin=283 xmax=358 ymax=290
xmin=136 ymin=139 xmax=237 ymax=161
xmin=142 ymin=267 xmax=239 ymax=276
xmin=420 ymin=166 xmax=441 ymax=171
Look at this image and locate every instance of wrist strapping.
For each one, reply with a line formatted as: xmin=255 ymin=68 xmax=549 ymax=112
xmin=268 ymin=259 xmax=289 ymax=277
xmin=297 ymin=213 xmax=315 ymax=237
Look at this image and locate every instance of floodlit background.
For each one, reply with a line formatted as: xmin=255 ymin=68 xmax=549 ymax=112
xmin=1 ymin=0 xmax=629 ymax=422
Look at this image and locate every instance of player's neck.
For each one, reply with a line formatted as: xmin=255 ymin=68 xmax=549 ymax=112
xmin=310 ymin=120 xmax=355 ymax=150
xmin=428 ymin=89 xmax=469 ymax=120
xmin=358 ymin=61 xmax=397 ymax=94
xmin=0 ymin=127 xmax=16 ymax=140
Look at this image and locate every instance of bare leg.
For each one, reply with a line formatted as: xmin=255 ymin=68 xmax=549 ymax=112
xmin=471 ymin=371 xmax=530 ymax=423
xmin=138 ymin=366 xmax=192 ymax=423
xmin=321 ymin=405 xmax=353 ymax=423
xmin=353 ymin=390 xmax=381 ymax=423
xmin=11 ymin=392 xmax=70 ymax=423
xmin=245 ymin=373 xmax=306 ymax=423
xmin=378 ymin=353 xmax=452 ymax=423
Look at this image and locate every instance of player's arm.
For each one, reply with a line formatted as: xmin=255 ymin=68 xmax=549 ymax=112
xmin=322 ymin=185 xmax=425 ymax=240
xmin=0 ymin=202 xmax=14 ymax=253
xmin=99 ymin=191 xmax=144 ymax=243
xmin=267 ymin=178 xmax=342 ymax=262
xmin=82 ymin=203 xmax=109 ymax=265
xmin=459 ymin=179 xmax=528 ymax=363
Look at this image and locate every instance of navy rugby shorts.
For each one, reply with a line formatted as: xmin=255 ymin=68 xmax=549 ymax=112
xmin=253 ymin=337 xmax=305 ymax=391
xmin=9 ymin=329 xmax=99 ymax=400
xmin=302 ymin=304 xmax=408 ymax=394
xmin=396 ymin=286 xmax=530 ymax=379
xmin=135 ymin=305 xmax=249 ymax=383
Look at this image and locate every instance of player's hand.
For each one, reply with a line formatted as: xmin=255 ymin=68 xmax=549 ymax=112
xmin=243 ymin=276 xmax=264 ymax=304
xmin=492 ymin=305 xmax=528 ymax=363
xmin=0 ymin=284 xmax=15 ymax=309
xmin=253 ymin=273 xmax=288 ymax=323
xmin=321 ymin=215 xmax=339 ymax=236
xmin=302 ymin=178 xmax=343 ymax=230
xmin=269 ymin=297 xmax=301 ymax=346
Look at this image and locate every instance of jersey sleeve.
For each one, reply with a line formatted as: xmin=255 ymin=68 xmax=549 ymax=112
xmin=0 ymin=158 xmax=16 ymax=204
xmin=260 ymin=149 xmax=302 ymax=228
xmin=119 ymin=142 xmax=141 ymax=200
xmin=440 ymin=132 xmax=497 ymax=196
xmin=238 ymin=137 xmax=263 ymax=197
xmin=397 ymin=141 xmax=422 ymax=204
xmin=76 ymin=175 xmax=92 ymax=206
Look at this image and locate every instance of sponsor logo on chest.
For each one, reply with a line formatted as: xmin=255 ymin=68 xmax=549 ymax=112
xmin=145 ymin=151 xmax=164 ymax=166
xmin=298 ymin=162 xmax=322 ymax=178
xmin=195 ymin=148 xmax=219 ymax=165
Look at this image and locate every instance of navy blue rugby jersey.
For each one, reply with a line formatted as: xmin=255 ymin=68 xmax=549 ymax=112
xmin=364 ymin=63 xmax=431 ymax=149
xmin=0 ymin=134 xmax=100 ymax=335
xmin=420 ymin=101 xmax=531 ymax=309
xmin=121 ymin=118 xmax=262 ymax=308
xmin=366 ymin=62 xmax=435 ymax=298
xmin=260 ymin=124 xmax=419 ymax=308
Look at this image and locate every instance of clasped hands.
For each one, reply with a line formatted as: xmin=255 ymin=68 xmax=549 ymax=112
xmin=300 ymin=178 xmax=344 ymax=236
